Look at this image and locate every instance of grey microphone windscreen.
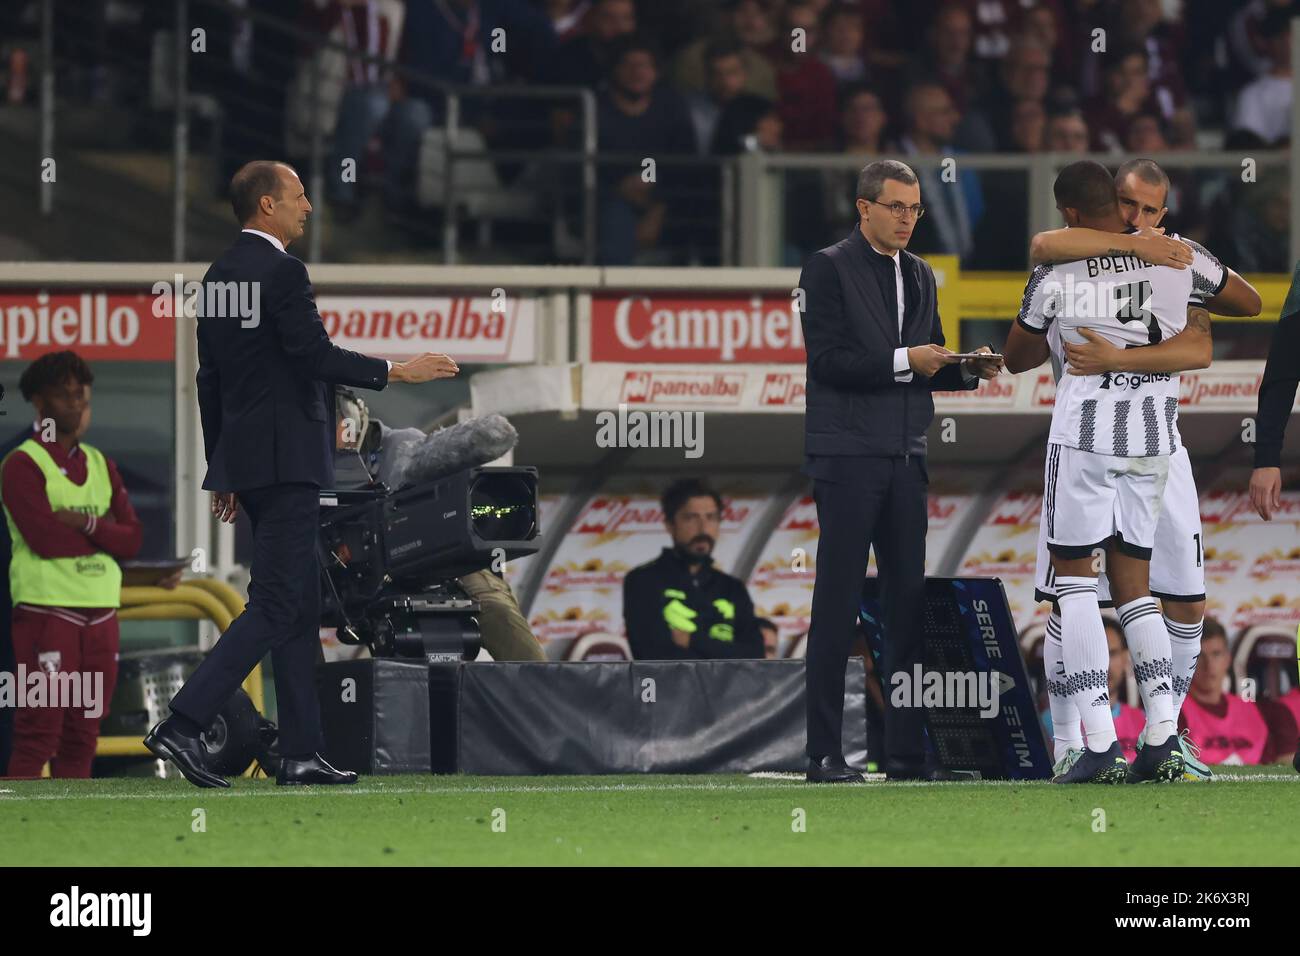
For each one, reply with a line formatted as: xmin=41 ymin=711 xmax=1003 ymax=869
xmin=389 ymin=413 xmax=519 ymax=489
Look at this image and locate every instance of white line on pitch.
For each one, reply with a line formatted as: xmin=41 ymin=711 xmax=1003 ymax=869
xmin=0 ymin=774 xmax=1294 ymax=802
xmin=0 ymin=781 xmax=813 ymax=801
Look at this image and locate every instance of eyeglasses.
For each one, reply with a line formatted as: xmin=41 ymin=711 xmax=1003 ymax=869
xmin=868 ymin=199 xmax=926 ymax=220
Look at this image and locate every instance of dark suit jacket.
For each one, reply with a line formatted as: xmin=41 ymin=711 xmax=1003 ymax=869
xmin=799 ymin=224 xmax=975 ymax=461
xmin=197 ymin=232 xmax=389 ymax=492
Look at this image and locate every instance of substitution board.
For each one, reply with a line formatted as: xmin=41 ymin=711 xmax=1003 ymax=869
xmin=859 ymin=576 xmax=1053 ymax=780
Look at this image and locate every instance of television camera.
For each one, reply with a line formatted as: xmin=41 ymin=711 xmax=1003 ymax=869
xmin=318 ymin=466 xmax=541 ymax=662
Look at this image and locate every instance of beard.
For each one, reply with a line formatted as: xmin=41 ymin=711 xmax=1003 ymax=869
xmin=675 ymin=534 xmax=715 ymax=560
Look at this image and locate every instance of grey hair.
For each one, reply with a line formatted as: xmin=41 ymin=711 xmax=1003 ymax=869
xmin=856 ymin=159 xmax=918 ymax=202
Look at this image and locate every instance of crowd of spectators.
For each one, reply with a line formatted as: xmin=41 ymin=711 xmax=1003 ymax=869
xmin=305 ymin=0 xmax=1300 ymax=264
xmin=11 ymin=0 xmax=1300 ymax=265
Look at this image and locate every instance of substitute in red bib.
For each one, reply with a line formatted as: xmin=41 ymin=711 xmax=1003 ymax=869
xmin=1 ymin=351 xmax=142 ymax=778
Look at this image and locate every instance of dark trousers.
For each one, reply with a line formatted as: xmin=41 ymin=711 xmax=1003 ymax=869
xmin=8 ymin=606 xmax=119 ymax=777
xmin=170 ymin=483 xmax=323 ymax=756
xmin=806 ymin=456 xmax=928 ymax=766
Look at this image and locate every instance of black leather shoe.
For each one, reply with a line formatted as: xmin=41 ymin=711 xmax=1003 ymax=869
xmin=144 ymin=718 xmax=230 ymax=789
xmin=276 ymin=753 xmax=358 ymax=786
xmin=806 ymin=755 xmax=865 ymax=783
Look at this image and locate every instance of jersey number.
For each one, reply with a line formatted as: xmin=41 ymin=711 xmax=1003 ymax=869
xmin=1111 ymin=280 xmax=1161 ymax=345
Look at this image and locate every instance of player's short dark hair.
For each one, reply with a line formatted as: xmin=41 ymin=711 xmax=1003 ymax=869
xmin=229 ymin=160 xmax=295 ymax=224
xmin=755 ymin=617 xmax=778 ymax=634
xmin=19 ymin=350 xmax=94 ymax=402
xmin=856 ymin=158 xmax=917 ymax=201
xmin=1116 ymin=157 xmax=1170 ymax=206
xmin=1202 ymin=617 xmax=1228 ymax=646
xmin=1053 ymin=160 xmax=1117 ymax=216
xmin=661 ymin=478 xmax=724 ymax=523
xmin=1102 ymin=617 xmax=1127 ymax=649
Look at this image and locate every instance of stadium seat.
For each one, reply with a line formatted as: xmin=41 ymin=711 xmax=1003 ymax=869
xmin=416 ymin=127 xmax=545 ymax=244
xmin=1233 ymin=625 xmax=1299 ymax=698
xmin=284 ymin=47 xmax=350 ymax=146
xmin=564 ymin=631 xmax=632 ymax=662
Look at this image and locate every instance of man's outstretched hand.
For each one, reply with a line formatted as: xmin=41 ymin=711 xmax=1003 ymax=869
xmin=389 ymin=352 xmax=460 ymax=383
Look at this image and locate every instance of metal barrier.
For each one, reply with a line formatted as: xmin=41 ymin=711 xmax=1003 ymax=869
xmin=97 ymin=576 xmax=262 ymax=760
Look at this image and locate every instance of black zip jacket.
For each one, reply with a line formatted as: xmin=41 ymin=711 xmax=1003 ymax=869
xmin=1255 ymin=306 xmax=1300 ymax=468
xmin=798 ymin=224 xmax=976 ymax=461
xmin=622 ymin=547 xmax=764 ymax=660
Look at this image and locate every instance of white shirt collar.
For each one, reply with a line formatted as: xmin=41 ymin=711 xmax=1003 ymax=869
xmin=241 ymin=228 xmax=285 ymax=253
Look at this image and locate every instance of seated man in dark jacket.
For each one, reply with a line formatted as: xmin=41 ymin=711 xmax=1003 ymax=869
xmin=622 ymin=478 xmax=763 ymax=660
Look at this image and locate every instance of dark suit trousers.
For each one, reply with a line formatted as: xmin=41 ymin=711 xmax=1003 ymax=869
xmin=806 ymin=456 xmax=928 ymax=765
xmin=170 ymin=483 xmax=323 ymax=755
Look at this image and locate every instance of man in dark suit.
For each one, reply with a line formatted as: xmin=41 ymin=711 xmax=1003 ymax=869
xmin=145 ymin=161 xmax=459 ymax=788
xmin=798 ymin=159 xmax=1002 ymax=783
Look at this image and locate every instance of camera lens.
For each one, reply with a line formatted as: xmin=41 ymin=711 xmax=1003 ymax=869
xmin=469 ymin=474 xmax=536 ymax=540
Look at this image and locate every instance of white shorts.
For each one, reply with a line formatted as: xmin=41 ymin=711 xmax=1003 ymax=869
xmin=1036 ymin=445 xmax=1203 ymax=606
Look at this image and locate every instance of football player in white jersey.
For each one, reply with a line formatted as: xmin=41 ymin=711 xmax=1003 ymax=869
xmin=1025 ymin=160 xmax=1261 ymax=781
xmin=1005 ymin=161 xmax=1203 ymax=784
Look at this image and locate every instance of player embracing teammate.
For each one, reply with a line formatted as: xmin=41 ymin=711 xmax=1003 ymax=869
xmin=1005 ymin=159 xmax=1261 ymax=784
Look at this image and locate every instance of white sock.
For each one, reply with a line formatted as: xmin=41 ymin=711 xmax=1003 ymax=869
xmin=1165 ymin=615 xmax=1203 ymax=717
xmin=1056 ymin=577 xmax=1115 ymax=752
xmin=1044 ymin=610 xmax=1082 ymax=761
xmin=1119 ymin=596 xmax=1176 ymax=746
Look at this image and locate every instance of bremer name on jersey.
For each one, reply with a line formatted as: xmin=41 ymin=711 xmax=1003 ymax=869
xmin=1017 ymin=236 xmax=1226 ymax=458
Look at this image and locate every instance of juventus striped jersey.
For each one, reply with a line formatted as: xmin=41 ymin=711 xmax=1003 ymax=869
xmin=1017 ymin=235 xmax=1226 ymax=457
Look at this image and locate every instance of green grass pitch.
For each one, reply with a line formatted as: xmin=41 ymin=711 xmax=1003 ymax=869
xmin=2 ymin=768 xmax=1297 ymax=866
